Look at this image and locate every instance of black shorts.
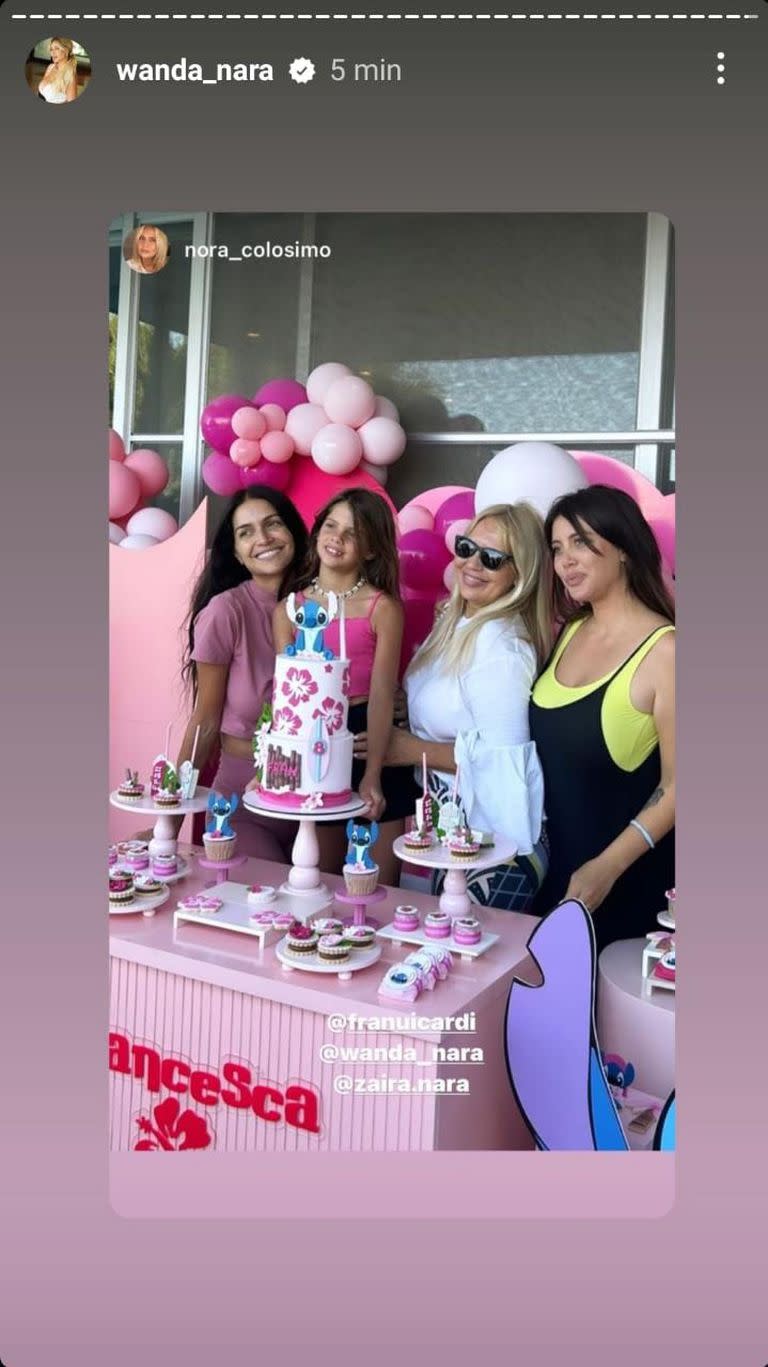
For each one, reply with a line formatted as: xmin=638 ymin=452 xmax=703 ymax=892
xmin=346 ymin=701 xmax=420 ymax=823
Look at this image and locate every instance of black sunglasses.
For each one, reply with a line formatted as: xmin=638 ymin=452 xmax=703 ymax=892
xmin=454 ymin=534 xmax=515 ymax=573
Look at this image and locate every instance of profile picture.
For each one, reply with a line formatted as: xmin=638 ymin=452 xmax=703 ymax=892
xmin=122 ymin=225 xmax=171 ymax=275
xmin=25 ymin=37 xmax=92 ymax=104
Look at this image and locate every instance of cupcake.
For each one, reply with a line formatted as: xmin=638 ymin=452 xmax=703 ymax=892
xmin=448 ymin=836 xmax=481 ymax=862
xmin=393 ymin=905 xmax=420 ymax=933
xmin=152 ymin=853 xmax=178 ymax=878
xmin=124 ymin=847 xmax=150 ymax=872
xmin=286 ymin=927 xmax=319 ymax=956
xmin=312 ymin=916 xmax=344 ymax=936
xmin=343 ymin=863 xmax=379 ymax=896
xmin=134 ymin=873 xmax=164 ymax=897
xmin=118 ymin=770 xmax=145 ymax=803
xmin=378 ymin=963 xmax=422 ymax=1003
xmin=343 ymin=925 xmax=376 ymax=949
xmin=317 ymin=934 xmax=350 ymax=964
xmin=452 ymin=915 xmax=482 ymax=946
xmin=424 ymin=911 xmax=452 ymax=939
xmin=246 ymin=883 xmax=276 ymax=908
xmin=403 ymin=826 xmax=433 ymax=852
xmin=154 ymin=788 xmax=181 ymax=808
xmin=109 ymin=869 xmax=135 ymax=905
xmin=202 ymin=830 xmax=237 ymax=863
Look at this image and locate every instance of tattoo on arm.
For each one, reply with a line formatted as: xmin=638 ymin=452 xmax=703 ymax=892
xmin=641 ymin=787 xmax=664 ymax=811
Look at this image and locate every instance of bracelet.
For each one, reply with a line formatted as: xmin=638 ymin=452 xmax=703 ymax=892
xmin=629 ymin=818 xmax=656 ymax=851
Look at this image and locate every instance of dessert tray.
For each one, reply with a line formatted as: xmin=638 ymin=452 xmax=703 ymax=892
xmin=109 ymin=885 xmax=170 ymax=918
xmin=274 ymin=936 xmax=381 ymax=982
xmin=377 ymin=920 xmax=498 ymax=961
xmin=173 ymin=878 xmax=334 ymax=938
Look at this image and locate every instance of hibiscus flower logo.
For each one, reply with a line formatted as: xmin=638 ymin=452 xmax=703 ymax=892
xmin=273 ymin=706 xmax=301 ymax=735
xmin=282 ymin=667 xmax=319 ymax=706
xmin=312 ymin=696 xmax=344 ymax=735
xmin=134 ymin=1096 xmax=213 ymax=1151
xmin=342 ymin=665 xmax=351 ymax=695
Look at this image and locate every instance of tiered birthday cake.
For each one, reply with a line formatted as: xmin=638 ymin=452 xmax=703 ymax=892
xmin=252 ymin=592 xmax=354 ymax=811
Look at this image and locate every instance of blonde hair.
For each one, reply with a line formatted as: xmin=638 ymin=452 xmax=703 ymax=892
xmin=48 ymin=37 xmax=77 ymax=91
xmin=127 ymin=224 xmax=169 ymax=273
xmin=407 ymin=502 xmax=553 ymax=680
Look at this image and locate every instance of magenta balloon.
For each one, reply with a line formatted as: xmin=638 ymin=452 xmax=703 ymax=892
xmin=323 ymin=376 xmax=376 ymax=429
xmin=240 ymin=457 xmax=291 ymax=493
xmin=433 ymin=491 xmax=476 ymax=538
xmin=398 ymin=503 xmax=434 ymax=536
xmin=109 ymin=462 xmax=142 ymax=520
xmin=202 ymin=452 xmax=243 ymax=497
xmin=200 ymin=394 xmax=253 ymax=454
xmin=311 ymin=423 xmax=363 ymax=475
xmin=124 ymin=447 xmax=169 ymax=498
xmin=284 ymin=402 xmax=329 ymax=456
xmin=109 ymin=428 xmax=125 ymax=463
xmin=258 ymin=403 xmax=287 ymax=433
xmin=358 ymin=415 xmax=407 ymax=467
xmin=230 ymin=437 xmax=263 ymax=469
xmin=252 ymin=378 xmax=307 ymax=413
xmin=260 ymin=430 xmax=295 ymax=464
xmin=232 ymin=406 xmax=267 ymax=442
xmin=126 ymin=507 xmax=179 ymax=542
xmin=306 ymin=362 xmax=352 ymax=406
xmin=398 ymin=529 xmax=451 ymax=593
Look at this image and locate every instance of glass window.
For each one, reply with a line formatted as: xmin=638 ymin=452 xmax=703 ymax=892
xmin=133 ymin=221 xmax=194 ymax=435
xmin=108 ymin=242 xmax=121 ymax=415
xmin=311 ymin=213 xmax=646 ymax=435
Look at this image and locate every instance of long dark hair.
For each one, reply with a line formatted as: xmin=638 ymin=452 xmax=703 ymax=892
xmin=182 ymin=487 xmax=308 ymax=697
xmin=295 ymin=487 xmax=401 ymax=603
xmin=546 ymin=484 xmax=675 ymax=625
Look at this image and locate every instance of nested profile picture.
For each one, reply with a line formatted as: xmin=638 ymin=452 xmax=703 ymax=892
xmin=122 ymin=224 xmax=171 ymax=275
xmin=25 ymin=37 xmax=91 ymax=104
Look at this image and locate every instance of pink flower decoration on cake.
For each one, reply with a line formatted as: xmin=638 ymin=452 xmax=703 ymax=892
xmin=312 ymin=696 xmax=344 ymax=734
xmin=273 ymin=706 xmax=301 ymax=735
xmin=282 ymin=667 xmax=318 ymax=706
xmin=324 ymin=663 xmax=333 ymax=674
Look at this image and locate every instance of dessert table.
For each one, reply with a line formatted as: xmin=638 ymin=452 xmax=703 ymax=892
xmin=597 ymin=938 xmax=675 ymax=1100
xmin=109 ymin=844 xmax=538 ymax=1153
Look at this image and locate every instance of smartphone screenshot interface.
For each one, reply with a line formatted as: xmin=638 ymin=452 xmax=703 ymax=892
xmin=1 ymin=7 xmax=765 ymax=1365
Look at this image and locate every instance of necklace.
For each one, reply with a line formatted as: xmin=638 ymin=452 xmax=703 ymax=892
xmin=310 ymin=575 xmax=366 ymax=601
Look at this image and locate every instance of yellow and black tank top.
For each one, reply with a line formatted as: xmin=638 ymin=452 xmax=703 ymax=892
xmin=529 ymin=620 xmax=675 ymax=950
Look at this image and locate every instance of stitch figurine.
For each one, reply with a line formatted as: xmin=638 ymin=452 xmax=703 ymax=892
xmin=206 ymin=791 xmax=239 ymax=838
xmin=601 ymin=1052 xmax=636 ymax=1108
xmin=283 ymin=592 xmax=339 ymax=659
xmin=345 ymin=819 xmax=379 ymax=869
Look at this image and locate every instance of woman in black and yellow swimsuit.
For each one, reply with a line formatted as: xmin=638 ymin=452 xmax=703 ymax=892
xmin=530 ymin=485 xmax=675 ymax=952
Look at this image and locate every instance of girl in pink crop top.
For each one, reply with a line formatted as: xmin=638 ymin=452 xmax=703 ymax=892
xmin=273 ymin=489 xmax=416 ymax=883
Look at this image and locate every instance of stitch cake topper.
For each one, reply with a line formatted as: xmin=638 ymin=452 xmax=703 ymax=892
xmin=206 ymin=792 xmax=239 ymax=837
xmin=284 ymin=592 xmax=339 ymax=660
xmin=345 ymin=819 xmax=379 ymax=868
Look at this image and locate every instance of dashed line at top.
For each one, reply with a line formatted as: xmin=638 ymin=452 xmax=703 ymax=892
xmin=8 ymin=10 xmax=763 ymax=18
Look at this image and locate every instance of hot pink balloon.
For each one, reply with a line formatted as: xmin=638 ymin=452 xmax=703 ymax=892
xmin=201 ymin=394 xmax=253 ymax=455
xmin=648 ymin=498 xmax=675 ymax=575
xmin=285 ymin=402 xmax=329 ymax=456
xmin=284 ymin=457 xmax=398 ymax=529
xmin=240 ymin=457 xmax=291 ymax=493
xmin=120 ymin=533 xmax=160 ymax=551
xmin=202 ymin=452 xmax=243 ymax=497
xmin=258 ymin=403 xmax=287 ymax=433
xmin=398 ymin=503 xmax=434 ymax=536
xmin=360 ymin=460 xmax=388 ymax=487
xmin=109 ymin=462 xmax=141 ymax=520
xmin=126 ymin=507 xmax=179 ymax=543
xmin=230 ymin=437 xmax=262 ymax=469
xmin=306 ymin=362 xmax=352 ymax=406
xmin=358 ymin=415 xmax=406 ymax=467
xmin=231 ymin=406 xmax=267 ymax=442
xmin=398 ymin=529 xmax=451 ymax=593
xmin=124 ymin=447 xmax=169 ymax=499
xmin=252 ymin=378 xmax=307 ymax=413
xmin=443 ymin=562 xmax=457 ymax=592
xmin=372 ymin=395 xmax=399 ymax=422
xmin=311 ymin=424 xmax=363 ymax=475
xmin=570 ymin=450 xmax=664 ymax=517
xmin=108 ymin=521 xmax=126 ymax=545
xmin=444 ymin=518 xmax=472 ymax=554
xmin=260 ymin=430 xmax=295 ymax=464
xmin=109 ymin=428 xmax=125 ymax=463
xmin=323 ymin=376 xmax=376 ymax=429
xmin=434 ymin=491 xmax=476 ymax=538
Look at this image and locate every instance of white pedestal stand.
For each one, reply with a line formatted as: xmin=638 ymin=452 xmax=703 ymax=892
xmin=110 ymin=787 xmax=212 ymax=863
xmin=242 ymin=792 xmax=367 ymax=902
xmin=391 ymin=832 xmax=518 ymax=922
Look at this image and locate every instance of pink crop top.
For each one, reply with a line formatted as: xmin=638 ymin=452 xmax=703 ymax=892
xmin=192 ymin=580 xmax=277 ymax=739
xmin=297 ymin=591 xmax=382 ymax=700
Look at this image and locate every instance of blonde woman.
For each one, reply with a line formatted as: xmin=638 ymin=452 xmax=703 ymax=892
xmin=356 ymin=502 xmax=553 ymax=910
xmin=124 ymin=225 xmax=169 ymax=275
xmin=38 ymin=37 xmax=79 ymax=103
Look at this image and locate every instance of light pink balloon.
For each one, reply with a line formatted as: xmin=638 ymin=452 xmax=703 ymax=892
xmin=126 ymin=507 xmax=179 ymax=542
xmin=109 ymin=462 xmax=142 ymax=520
xmin=443 ymin=563 xmax=457 ymax=592
xmin=398 ymin=503 xmax=434 ymax=536
xmin=285 ymin=402 xmax=329 ymax=456
xmin=372 ymin=395 xmax=399 ymax=422
xmin=230 ymin=437 xmax=262 ymax=469
xmin=109 ymin=428 xmax=125 ymax=463
xmin=108 ymin=521 xmax=126 ymax=544
xmin=260 ymin=430 xmax=295 ymax=464
xmin=444 ymin=518 xmax=472 ymax=554
xmin=124 ymin=448 xmax=169 ymax=498
xmin=360 ymin=460 xmax=388 ymax=487
xmin=323 ymin=376 xmax=376 ymax=429
xmin=358 ymin=415 xmax=406 ymax=467
xmin=306 ymin=361 xmax=352 ymax=406
xmin=120 ymin=533 xmax=160 ymax=551
xmin=311 ymin=423 xmax=363 ymax=475
xmin=231 ymin=406 xmax=267 ymax=442
xmin=259 ymin=403 xmax=287 ymax=432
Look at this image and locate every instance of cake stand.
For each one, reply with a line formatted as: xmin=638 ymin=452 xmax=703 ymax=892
xmin=392 ymin=832 xmax=518 ymax=922
xmin=242 ymin=791 xmax=367 ymax=902
xmin=334 ymin=885 xmax=387 ymax=930
xmin=197 ymin=852 xmax=249 ymax=885
xmin=108 ymin=885 xmax=169 ymax=919
xmin=274 ymin=936 xmax=381 ymax=983
xmin=109 ymin=787 xmax=212 ymax=864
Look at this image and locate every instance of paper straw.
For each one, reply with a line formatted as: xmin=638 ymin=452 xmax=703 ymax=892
xmin=339 ymin=596 xmax=347 ymax=661
xmin=190 ymin=724 xmax=201 ymax=767
xmin=422 ymin=752 xmax=427 ymax=795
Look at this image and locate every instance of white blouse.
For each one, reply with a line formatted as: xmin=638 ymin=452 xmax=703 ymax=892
xmin=406 ymin=616 xmax=544 ymax=854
